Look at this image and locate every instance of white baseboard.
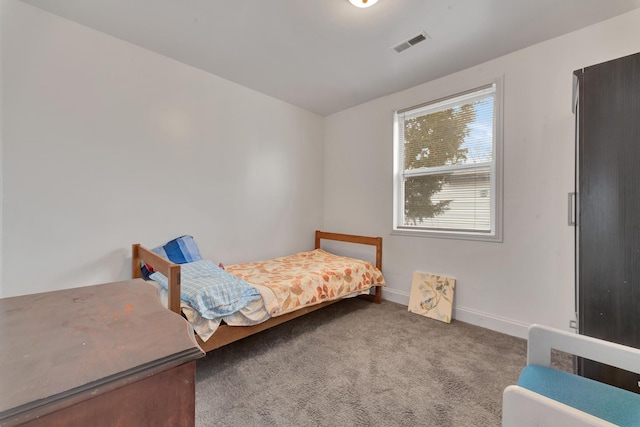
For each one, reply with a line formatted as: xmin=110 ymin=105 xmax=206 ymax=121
xmin=381 ymin=287 xmax=410 ymax=305
xmin=453 ymin=306 xmax=529 ymax=339
xmin=381 ymin=287 xmax=529 ymax=339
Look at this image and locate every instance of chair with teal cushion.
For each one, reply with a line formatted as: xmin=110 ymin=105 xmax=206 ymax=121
xmin=502 ymin=324 xmax=640 ymax=427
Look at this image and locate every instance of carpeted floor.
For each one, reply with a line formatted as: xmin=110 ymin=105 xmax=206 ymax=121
xmin=195 ymin=298 xmax=571 ymax=427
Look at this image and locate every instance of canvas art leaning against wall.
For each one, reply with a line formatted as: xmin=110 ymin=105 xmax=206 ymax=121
xmin=408 ymin=271 xmax=456 ymax=323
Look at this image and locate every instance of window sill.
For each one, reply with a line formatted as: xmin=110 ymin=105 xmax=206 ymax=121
xmin=391 ymin=228 xmax=503 ymax=243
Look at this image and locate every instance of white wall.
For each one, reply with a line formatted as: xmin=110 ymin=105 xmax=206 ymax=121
xmin=0 ymin=0 xmax=4 ymax=297
xmin=324 ymin=9 xmax=640 ymax=338
xmin=2 ymin=0 xmax=324 ymax=297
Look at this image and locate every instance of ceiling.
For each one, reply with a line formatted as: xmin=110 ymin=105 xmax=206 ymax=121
xmin=20 ymin=0 xmax=640 ymax=116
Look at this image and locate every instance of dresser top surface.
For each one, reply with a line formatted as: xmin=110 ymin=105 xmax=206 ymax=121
xmin=0 ymin=279 xmax=203 ymax=421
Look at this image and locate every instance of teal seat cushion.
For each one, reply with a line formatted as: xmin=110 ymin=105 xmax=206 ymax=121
xmin=518 ymin=365 xmax=640 ymax=427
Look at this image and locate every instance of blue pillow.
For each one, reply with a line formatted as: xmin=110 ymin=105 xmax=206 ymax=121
xmin=141 ymin=235 xmax=202 ymax=279
xmin=152 ymin=235 xmax=202 ymax=264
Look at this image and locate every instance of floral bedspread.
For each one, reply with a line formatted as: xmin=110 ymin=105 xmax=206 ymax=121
xmin=225 ymin=249 xmax=386 ymax=317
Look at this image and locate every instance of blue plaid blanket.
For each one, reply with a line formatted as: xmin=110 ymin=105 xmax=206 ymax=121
xmin=150 ymin=260 xmax=260 ymax=319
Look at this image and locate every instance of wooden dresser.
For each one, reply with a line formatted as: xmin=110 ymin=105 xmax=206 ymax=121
xmin=0 ymin=279 xmax=205 ymax=426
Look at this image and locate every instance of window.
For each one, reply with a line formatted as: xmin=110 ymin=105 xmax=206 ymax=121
xmin=393 ymin=80 xmax=502 ymax=241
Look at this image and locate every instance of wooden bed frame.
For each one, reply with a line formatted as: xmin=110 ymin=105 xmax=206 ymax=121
xmin=132 ymin=230 xmax=383 ymax=352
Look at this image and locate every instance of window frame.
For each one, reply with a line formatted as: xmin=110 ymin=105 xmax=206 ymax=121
xmin=392 ymin=77 xmax=504 ymax=242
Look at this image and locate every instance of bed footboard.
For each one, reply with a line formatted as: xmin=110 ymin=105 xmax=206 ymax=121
xmin=314 ymin=230 xmax=383 ymax=304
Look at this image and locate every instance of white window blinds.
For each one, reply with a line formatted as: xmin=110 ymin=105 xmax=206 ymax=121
xmin=395 ymin=83 xmax=498 ymax=236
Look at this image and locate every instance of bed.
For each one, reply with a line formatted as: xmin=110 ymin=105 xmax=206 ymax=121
xmin=131 ymin=231 xmax=385 ymax=352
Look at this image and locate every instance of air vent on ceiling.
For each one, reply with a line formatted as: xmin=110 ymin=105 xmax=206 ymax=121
xmin=393 ymin=31 xmax=429 ymax=53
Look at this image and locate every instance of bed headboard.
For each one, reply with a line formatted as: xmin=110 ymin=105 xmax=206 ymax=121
xmin=131 ymin=243 xmax=182 ymax=314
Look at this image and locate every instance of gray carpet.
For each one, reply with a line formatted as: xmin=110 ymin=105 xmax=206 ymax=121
xmin=195 ymin=298 xmax=571 ymax=426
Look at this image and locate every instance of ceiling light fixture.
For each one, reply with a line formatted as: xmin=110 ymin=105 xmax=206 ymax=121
xmin=349 ymin=0 xmax=379 ymax=8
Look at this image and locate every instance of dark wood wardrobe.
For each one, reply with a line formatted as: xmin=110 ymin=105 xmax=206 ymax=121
xmin=575 ymin=51 xmax=640 ymax=393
